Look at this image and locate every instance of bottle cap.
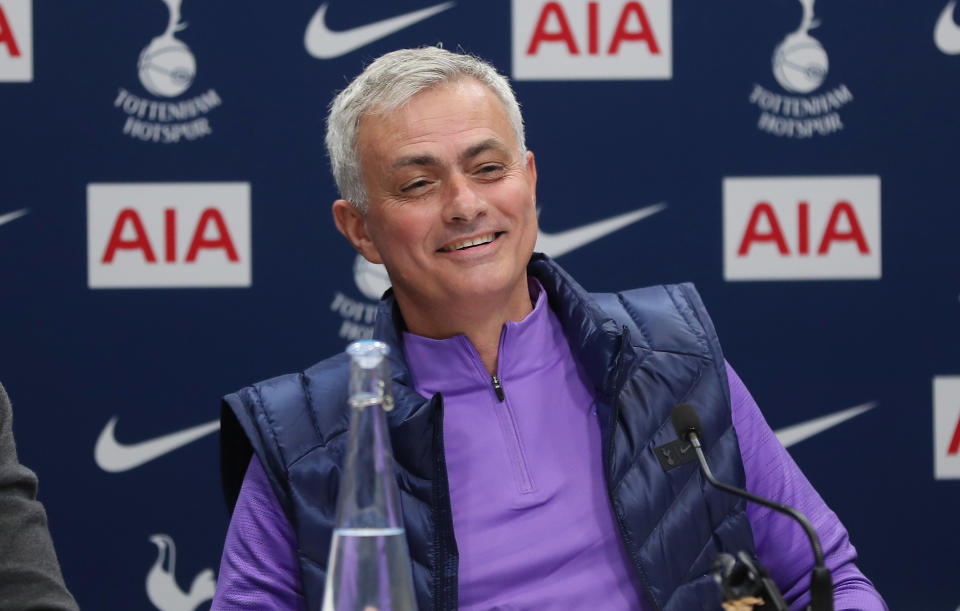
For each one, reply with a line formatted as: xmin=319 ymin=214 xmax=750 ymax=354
xmin=346 ymin=340 xmax=390 ymax=368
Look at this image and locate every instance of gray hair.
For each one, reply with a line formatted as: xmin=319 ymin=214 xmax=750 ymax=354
xmin=325 ymin=46 xmax=526 ymax=212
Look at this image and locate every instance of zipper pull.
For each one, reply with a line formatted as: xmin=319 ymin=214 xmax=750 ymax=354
xmin=491 ymin=375 xmax=505 ymax=402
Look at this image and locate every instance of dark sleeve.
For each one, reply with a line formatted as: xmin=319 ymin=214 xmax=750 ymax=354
xmin=0 ymin=382 xmax=79 ymax=611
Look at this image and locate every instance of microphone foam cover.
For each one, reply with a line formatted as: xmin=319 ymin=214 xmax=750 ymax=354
xmin=672 ymin=403 xmax=704 ymax=440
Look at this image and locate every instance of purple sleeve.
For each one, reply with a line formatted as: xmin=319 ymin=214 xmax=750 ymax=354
xmin=727 ymin=362 xmax=887 ymax=611
xmin=210 ymin=455 xmax=307 ymax=611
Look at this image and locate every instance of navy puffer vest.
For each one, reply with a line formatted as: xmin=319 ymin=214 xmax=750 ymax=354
xmin=220 ymin=254 xmax=755 ymax=610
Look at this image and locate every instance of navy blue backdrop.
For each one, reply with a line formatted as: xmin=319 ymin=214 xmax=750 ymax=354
xmin=1 ymin=0 xmax=958 ymax=608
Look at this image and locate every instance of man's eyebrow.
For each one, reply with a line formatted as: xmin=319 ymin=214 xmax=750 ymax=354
xmin=393 ymin=154 xmax=441 ymax=168
xmin=462 ymin=139 xmax=509 ymax=160
xmin=391 ymin=139 xmax=509 ymax=169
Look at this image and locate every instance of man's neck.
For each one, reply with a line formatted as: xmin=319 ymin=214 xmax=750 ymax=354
xmin=397 ymin=284 xmax=534 ymax=376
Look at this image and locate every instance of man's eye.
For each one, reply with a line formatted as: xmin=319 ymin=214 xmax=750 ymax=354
xmin=401 ymin=179 xmax=430 ymax=192
xmin=477 ymin=164 xmax=505 ymax=175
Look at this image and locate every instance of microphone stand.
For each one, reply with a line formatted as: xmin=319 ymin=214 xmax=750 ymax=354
xmin=712 ymin=549 xmax=787 ymax=611
xmin=688 ymin=434 xmax=834 ymax=611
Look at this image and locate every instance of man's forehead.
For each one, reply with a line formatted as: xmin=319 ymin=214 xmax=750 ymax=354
xmin=357 ymin=82 xmax=517 ymax=164
xmin=363 ymin=79 xmax=508 ymax=131
xmin=366 ymin=76 xmax=500 ymax=118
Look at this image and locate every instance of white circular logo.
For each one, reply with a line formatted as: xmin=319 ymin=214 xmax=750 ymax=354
xmin=138 ymin=37 xmax=196 ymax=98
xmin=353 ymin=255 xmax=391 ymax=301
xmin=772 ymin=34 xmax=829 ymax=94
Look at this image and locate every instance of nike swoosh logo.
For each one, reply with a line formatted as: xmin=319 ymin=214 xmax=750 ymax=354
xmin=95 ymin=416 xmax=220 ymax=473
xmin=935 ymin=1 xmax=960 ymax=54
xmin=305 ymin=2 xmax=455 ymax=59
xmin=0 ymin=208 xmax=29 ymax=228
xmin=774 ymin=401 xmax=876 ymax=448
xmin=536 ymin=202 xmax=667 ymax=258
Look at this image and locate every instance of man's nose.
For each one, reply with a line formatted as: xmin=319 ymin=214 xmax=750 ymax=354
xmin=443 ymin=172 xmax=486 ymax=223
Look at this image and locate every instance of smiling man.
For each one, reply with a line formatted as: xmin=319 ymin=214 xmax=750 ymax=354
xmin=332 ymin=76 xmax=539 ymax=374
xmin=213 ymin=47 xmax=886 ymax=610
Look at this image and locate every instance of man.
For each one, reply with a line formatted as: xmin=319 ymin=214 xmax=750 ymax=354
xmin=214 ymin=47 xmax=885 ymax=610
xmin=0 ymin=382 xmax=79 ymax=610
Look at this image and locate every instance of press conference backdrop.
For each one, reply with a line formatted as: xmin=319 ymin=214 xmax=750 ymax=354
xmin=0 ymin=0 xmax=957 ymax=608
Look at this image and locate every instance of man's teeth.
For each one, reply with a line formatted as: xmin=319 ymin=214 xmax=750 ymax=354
xmin=444 ymin=234 xmax=495 ymax=251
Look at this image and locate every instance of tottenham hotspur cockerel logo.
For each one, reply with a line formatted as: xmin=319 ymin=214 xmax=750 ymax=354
xmin=137 ymin=0 xmax=195 ymax=97
xmin=746 ymin=0 xmax=854 ymax=139
xmin=111 ymin=0 xmax=224 ymax=144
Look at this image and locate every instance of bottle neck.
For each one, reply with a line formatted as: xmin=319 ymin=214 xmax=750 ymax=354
xmin=334 ymin=400 xmax=404 ymax=531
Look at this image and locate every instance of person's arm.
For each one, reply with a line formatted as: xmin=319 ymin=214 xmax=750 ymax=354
xmin=211 ymin=453 xmax=307 ymax=611
xmin=0 ymin=382 xmax=79 ymax=611
xmin=727 ymin=363 xmax=887 ymax=611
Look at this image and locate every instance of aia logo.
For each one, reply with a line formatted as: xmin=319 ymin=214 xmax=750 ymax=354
xmin=723 ymin=176 xmax=881 ymax=280
xmin=87 ymin=182 xmax=251 ymax=288
xmin=112 ymin=0 xmax=223 ymax=144
xmin=512 ymin=0 xmax=671 ymax=80
xmin=0 ymin=0 xmax=32 ymax=82
xmin=934 ymin=377 xmax=960 ymax=479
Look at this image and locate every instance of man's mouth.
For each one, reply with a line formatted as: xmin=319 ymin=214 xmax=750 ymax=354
xmin=439 ymin=232 xmax=502 ymax=252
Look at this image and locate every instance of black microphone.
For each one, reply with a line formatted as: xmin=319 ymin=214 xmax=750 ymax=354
xmin=671 ymin=403 xmax=834 ymax=611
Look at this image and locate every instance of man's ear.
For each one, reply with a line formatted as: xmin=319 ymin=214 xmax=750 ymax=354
xmin=332 ymin=199 xmax=383 ymax=264
xmin=525 ymin=150 xmax=537 ymax=202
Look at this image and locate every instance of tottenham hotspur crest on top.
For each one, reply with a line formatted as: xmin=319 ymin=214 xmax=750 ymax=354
xmin=112 ymin=0 xmax=223 ymax=144
xmin=747 ymin=0 xmax=853 ymax=138
xmin=138 ymin=0 xmax=194 ymax=98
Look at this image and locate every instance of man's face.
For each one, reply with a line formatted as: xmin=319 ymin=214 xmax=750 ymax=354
xmin=336 ymin=78 xmax=538 ymax=330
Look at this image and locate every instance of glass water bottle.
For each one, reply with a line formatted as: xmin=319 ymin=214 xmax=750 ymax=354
xmin=321 ymin=340 xmax=418 ymax=611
